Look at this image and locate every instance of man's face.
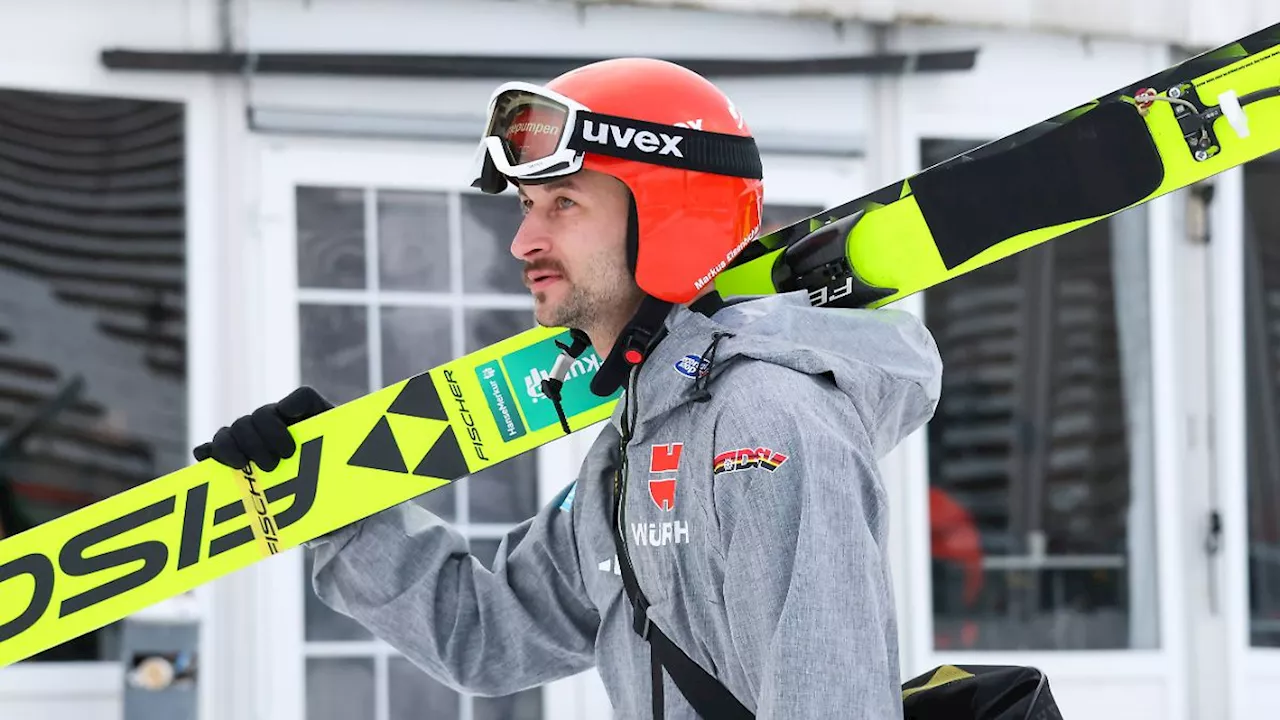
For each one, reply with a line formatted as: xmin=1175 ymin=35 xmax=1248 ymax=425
xmin=510 ymin=169 xmax=644 ymax=331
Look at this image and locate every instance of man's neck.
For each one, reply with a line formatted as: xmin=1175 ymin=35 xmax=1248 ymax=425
xmin=588 ymin=286 xmax=722 ymax=361
xmin=587 ymin=317 xmax=629 ymax=364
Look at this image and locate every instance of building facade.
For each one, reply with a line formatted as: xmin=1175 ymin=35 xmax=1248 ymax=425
xmin=0 ymin=1 xmax=1275 ymax=718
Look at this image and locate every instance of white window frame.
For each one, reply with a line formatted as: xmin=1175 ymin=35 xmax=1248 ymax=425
xmin=1210 ymin=163 xmax=1280 ymax=720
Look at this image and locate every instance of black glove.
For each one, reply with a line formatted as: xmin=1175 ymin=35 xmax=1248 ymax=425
xmin=193 ymin=386 xmax=334 ymax=472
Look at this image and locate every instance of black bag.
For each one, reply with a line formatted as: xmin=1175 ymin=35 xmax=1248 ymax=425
xmin=902 ymin=664 xmax=1064 ymax=720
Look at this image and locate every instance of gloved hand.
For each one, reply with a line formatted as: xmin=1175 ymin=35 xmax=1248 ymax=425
xmin=193 ymin=386 xmax=334 ymax=471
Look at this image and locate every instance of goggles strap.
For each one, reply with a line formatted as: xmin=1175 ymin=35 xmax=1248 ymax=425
xmin=565 ymin=111 xmax=762 ymax=179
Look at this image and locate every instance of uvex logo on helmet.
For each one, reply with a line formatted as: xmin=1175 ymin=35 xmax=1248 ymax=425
xmin=581 ymin=120 xmax=684 ymax=157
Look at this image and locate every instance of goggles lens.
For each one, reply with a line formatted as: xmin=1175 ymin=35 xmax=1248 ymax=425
xmin=489 ymin=90 xmax=570 ymax=166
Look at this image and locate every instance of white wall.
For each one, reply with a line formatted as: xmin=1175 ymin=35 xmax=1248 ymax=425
xmin=575 ymin=0 xmax=1276 ymax=46
xmin=238 ymin=0 xmax=878 ymax=174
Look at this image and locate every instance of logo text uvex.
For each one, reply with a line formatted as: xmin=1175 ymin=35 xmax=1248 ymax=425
xmin=582 ymin=121 xmax=683 ymax=157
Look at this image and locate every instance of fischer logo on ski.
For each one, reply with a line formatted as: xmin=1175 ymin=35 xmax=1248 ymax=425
xmin=233 ymin=463 xmax=283 ymax=556
xmin=0 ymin=438 xmax=322 ymax=644
xmin=445 ymin=370 xmax=489 ymax=462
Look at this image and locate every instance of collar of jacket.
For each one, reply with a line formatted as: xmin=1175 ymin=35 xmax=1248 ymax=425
xmin=605 ymin=291 xmax=768 ymax=435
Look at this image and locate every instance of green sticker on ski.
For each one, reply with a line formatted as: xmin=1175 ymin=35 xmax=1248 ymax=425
xmin=491 ymin=331 xmax=622 ymax=434
xmin=476 ymin=361 xmax=527 ymax=441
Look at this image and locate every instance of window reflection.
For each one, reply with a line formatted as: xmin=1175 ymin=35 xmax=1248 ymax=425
xmin=1244 ymin=153 xmax=1280 ymax=648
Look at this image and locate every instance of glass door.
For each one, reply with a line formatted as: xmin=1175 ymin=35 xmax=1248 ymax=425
xmin=900 ymin=124 xmax=1189 ymax=720
xmin=919 ymin=136 xmax=1161 ymax=655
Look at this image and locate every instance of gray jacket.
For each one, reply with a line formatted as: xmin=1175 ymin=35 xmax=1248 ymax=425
xmin=307 ymin=291 xmax=943 ymax=719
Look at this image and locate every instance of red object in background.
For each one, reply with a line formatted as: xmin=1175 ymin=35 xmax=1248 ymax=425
xmin=930 ymin=486 xmax=984 ymax=604
xmin=930 ymin=486 xmax=985 ymax=649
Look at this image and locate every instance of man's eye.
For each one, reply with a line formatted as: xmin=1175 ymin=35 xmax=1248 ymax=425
xmin=557 ymin=197 xmax=576 ymax=210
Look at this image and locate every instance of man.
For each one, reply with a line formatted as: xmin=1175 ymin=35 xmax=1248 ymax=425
xmin=195 ymin=58 xmax=943 ymax=719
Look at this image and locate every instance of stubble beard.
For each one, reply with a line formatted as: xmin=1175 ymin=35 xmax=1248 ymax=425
xmin=536 ymin=268 xmax=644 ymax=338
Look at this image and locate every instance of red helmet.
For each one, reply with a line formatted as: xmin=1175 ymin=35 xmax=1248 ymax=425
xmin=471 ymin=58 xmax=765 ymax=305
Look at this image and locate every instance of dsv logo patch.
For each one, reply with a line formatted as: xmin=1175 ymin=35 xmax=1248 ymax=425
xmin=581 ymin=120 xmax=684 ymax=157
xmin=713 ymin=446 xmax=789 ymax=475
xmin=0 ymin=439 xmax=323 ymax=644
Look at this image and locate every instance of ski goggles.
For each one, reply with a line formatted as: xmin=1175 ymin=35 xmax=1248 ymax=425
xmin=470 ymin=81 xmax=764 ymax=193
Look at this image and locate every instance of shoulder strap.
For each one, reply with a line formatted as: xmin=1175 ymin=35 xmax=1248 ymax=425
xmin=610 ymin=469 xmax=754 ymax=720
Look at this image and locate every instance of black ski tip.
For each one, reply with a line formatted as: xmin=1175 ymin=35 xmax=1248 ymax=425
xmin=413 ymin=427 xmax=470 ymax=481
xmin=388 ymin=372 xmax=448 ymax=421
xmin=348 ymin=415 xmax=409 ymax=474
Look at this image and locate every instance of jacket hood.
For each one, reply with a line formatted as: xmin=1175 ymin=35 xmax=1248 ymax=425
xmin=610 ymin=291 xmax=943 ymax=459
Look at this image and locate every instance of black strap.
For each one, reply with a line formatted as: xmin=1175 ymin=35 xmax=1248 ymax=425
xmin=651 ymin=645 xmax=664 ymax=719
xmin=610 ymin=505 xmax=753 ymax=719
xmin=611 ymin=370 xmax=753 ymax=720
xmin=567 ymin=111 xmax=763 ymax=180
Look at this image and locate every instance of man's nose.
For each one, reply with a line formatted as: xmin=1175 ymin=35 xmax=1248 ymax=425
xmin=510 ymin=213 xmax=551 ymax=260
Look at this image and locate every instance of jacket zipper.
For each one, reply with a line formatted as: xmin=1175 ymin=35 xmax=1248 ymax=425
xmin=614 ymin=365 xmax=638 ymax=577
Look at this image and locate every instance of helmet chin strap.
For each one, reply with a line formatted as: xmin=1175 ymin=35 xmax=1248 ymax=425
xmin=587 ymin=294 xmax=673 ymax=398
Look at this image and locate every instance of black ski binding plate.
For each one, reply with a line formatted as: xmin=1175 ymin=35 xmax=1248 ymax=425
xmin=1166 ymin=82 xmax=1223 ymax=162
xmin=909 ymin=99 xmax=1165 ymax=270
xmin=776 ymin=210 xmax=897 ymax=309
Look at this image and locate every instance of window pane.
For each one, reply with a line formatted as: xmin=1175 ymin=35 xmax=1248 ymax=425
xmin=378 ymin=190 xmax=450 ymax=292
xmin=297 ymin=186 xmax=366 ymax=289
xmin=461 ymin=193 xmax=526 ymax=295
xmin=411 ymin=478 xmax=458 ymax=522
xmin=299 ymin=303 xmax=368 ymax=406
xmin=306 ymin=657 xmax=374 ymax=720
xmin=1244 ymin=153 xmax=1280 ymax=648
xmin=475 ymin=688 xmax=543 ymax=720
xmin=922 ymin=138 xmax=1158 ymax=651
xmin=303 ymin=552 xmax=372 ymax=642
xmin=381 ymin=305 xmax=453 ymax=385
xmin=389 ymin=656 xmax=459 ymax=720
xmin=464 ymin=308 xmax=532 ymax=355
